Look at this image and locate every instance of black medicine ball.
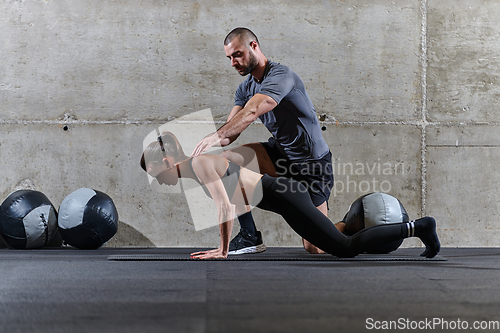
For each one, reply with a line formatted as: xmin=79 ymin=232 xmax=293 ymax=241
xmin=0 ymin=190 xmax=59 ymax=249
xmin=58 ymin=188 xmax=118 ymax=250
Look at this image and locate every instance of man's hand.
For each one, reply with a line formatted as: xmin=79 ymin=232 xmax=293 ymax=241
xmin=191 ymin=132 xmax=230 ymax=157
xmin=191 ymin=247 xmax=228 ymax=259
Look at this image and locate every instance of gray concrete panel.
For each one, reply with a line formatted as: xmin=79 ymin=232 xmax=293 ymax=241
xmin=427 ymin=0 xmax=500 ymax=122
xmin=426 ymin=125 xmax=500 ymax=247
xmin=1 ymin=0 xmax=421 ymax=123
xmin=427 ymin=124 xmax=500 ymax=146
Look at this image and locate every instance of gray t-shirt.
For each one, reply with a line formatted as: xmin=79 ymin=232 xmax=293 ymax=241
xmin=234 ymin=61 xmax=329 ymax=161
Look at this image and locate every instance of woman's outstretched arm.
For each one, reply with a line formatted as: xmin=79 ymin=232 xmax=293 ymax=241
xmin=189 ymin=156 xmax=236 ymax=259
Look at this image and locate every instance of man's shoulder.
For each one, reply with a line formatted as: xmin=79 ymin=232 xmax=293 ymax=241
xmin=267 ymin=61 xmax=291 ymax=75
xmin=265 ymin=61 xmax=299 ymax=85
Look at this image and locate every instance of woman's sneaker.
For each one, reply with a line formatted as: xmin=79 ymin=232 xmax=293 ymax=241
xmin=228 ymin=229 xmax=266 ymax=255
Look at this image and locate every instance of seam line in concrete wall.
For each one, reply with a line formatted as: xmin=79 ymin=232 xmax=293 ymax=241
xmin=3 ymin=119 xmax=500 ymax=127
xmin=427 ymin=145 xmax=500 ymax=148
xmin=324 ymin=121 xmax=421 ymax=126
xmin=0 ymin=120 xmax=160 ymax=125
xmin=420 ymin=0 xmax=428 ymax=217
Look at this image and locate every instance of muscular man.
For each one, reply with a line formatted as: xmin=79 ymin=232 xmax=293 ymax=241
xmin=192 ymin=27 xmax=336 ymax=254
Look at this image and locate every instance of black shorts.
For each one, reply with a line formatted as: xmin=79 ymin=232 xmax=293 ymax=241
xmin=261 ymin=141 xmax=334 ymax=207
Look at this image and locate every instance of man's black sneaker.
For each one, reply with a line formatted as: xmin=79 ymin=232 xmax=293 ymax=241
xmin=228 ymin=229 xmax=266 ymax=255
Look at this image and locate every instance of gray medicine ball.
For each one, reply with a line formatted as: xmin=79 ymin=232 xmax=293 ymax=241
xmin=342 ymin=192 xmax=409 ymax=254
xmin=0 ymin=190 xmax=59 ymax=249
xmin=58 ymin=188 xmax=118 ymax=249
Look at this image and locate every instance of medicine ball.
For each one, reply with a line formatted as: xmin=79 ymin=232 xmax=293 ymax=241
xmin=0 ymin=190 xmax=59 ymax=249
xmin=58 ymin=188 xmax=118 ymax=250
xmin=342 ymin=192 xmax=409 ymax=254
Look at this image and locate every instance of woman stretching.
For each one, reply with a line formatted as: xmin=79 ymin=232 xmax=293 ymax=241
xmin=141 ymin=132 xmax=440 ymax=259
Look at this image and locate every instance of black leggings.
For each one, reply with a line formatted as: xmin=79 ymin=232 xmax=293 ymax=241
xmin=255 ymin=175 xmax=410 ymax=257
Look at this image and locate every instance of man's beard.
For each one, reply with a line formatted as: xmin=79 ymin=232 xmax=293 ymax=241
xmin=238 ymin=52 xmax=258 ymax=76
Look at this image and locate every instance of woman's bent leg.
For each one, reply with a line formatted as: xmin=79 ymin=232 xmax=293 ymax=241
xmin=255 ymin=176 xmax=440 ymax=258
xmin=256 ymin=176 xmax=351 ymax=255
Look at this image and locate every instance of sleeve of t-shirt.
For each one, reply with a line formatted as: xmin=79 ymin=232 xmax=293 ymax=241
xmin=259 ymin=66 xmax=295 ymax=104
xmin=234 ymin=82 xmax=248 ymax=107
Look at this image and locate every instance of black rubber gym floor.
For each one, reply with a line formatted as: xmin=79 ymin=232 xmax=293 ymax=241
xmin=1 ymin=247 xmax=499 ymax=333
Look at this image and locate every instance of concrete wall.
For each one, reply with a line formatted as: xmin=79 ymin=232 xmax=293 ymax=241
xmin=1 ymin=0 xmax=498 ymax=248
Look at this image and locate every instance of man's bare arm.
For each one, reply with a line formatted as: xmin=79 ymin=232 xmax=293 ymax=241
xmin=191 ymin=93 xmax=277 ymax=156
xmin=227 ymin=105 xmax=243 ymax=122
xmin=219 ymin=93 xmax=276 ymax=141
xmin=225 ymin=105 xmax=243 ymax=142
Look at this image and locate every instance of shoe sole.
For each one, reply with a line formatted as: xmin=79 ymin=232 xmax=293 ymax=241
xmin=228 ymin=243 xmax=266 ymax=255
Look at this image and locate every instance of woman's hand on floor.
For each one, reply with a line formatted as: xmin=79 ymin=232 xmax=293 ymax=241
xmin=190 ymin=247 xmax=228 ymax=259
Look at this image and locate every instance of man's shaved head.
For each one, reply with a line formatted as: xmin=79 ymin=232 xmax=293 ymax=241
xmin=224 ymin=27 xmax=260 ymax=47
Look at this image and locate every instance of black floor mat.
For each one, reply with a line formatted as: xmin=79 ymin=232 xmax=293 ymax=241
xmin=107 ymin=253 xmax=447 ymax=261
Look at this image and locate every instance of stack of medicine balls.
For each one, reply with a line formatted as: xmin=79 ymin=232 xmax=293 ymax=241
xmin=0 ymin=188 xmax=118 ymax=250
